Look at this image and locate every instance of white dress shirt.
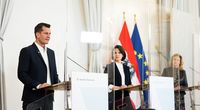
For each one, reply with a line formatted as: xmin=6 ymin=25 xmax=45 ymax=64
xmin=35 ymin=42 xmax=51 ymax=84
xmin=116 ymin=62 xmax=125 ymax=85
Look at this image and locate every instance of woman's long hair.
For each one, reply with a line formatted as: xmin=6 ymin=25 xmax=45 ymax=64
xmin=170 ymin=53 xmax=184 ymax=70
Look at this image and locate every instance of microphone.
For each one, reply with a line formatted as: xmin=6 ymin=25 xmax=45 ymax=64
xmin=63 ymin=44 xmax=88 ymax=75
xmin=189 ymin=67 xmax=200 ymax=74
xmin=155 ymin=45 xmax=169 ymax=61
xmin=66 ymin=56 xmax=89 ymax=72
xmin=63 ymin=46 xmax=89 ymax=110
xmin=148 ymin=69 xmax=161 ymax=76
xmin=188 ymin=66 xmax=200 ymax=109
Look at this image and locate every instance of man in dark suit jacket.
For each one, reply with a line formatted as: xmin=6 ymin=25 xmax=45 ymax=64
xmin=18 ymin=23 xmax=59 ymax=110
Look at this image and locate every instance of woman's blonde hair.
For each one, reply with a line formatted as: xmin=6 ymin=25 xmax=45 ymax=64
xmin=170 ymin=53 xmax=184 ymax=70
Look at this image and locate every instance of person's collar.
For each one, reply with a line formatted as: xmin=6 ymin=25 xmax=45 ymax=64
xmin=34 ymin=42 xmax=47 ymax=52
xmin=115 ymin=61 xmax=122 ymax=64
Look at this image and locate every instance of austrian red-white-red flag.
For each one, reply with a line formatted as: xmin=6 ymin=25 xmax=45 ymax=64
xmin=118 ymin=21 xmax=141 ymax=109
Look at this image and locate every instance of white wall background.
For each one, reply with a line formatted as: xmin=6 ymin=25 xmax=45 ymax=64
xmin=193 ymin=33 xmax=200 ymax=110
xmin=3 ymin=0 xmax=88 ymax=110
xmin=66 ymin=0 xmax=88 ymax=74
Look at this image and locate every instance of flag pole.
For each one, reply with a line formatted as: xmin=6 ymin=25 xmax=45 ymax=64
xmin=134 ymin=14 xmax=145 ymax=109
xmin=123 ymin=12 xmax=126 ymax=21
xmin=134 ymin=14 xmax=137 ymax=23
xmin=147 ymin=6 xmax=152 ymax=109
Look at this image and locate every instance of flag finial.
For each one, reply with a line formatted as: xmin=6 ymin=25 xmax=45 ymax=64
xmin=123 ymin=12 xmax=126 ymax=21
xmin=134 ymin=14 xmax=137 ymax=23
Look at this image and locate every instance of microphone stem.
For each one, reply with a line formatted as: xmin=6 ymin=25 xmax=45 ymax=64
xmin=67 ymin=56 xmax=88 ymax=72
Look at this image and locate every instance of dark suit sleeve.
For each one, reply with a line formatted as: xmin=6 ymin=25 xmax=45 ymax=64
xmin=104 ymin=65 xmax=107 ymax=73
xmin=17 ymin=48 xmax=40 ymax=88
xmin=162 ymin=68 xmax=167 ymax=77
xmin=125 ymin=66 xmax=131 ymax=85
xmin=128 ymin=70 xmax=132 ymax=85
xmin=51 ymin=51 xmax=59 ymax=83
xmin=182 ymin=70 xmax=188 ymax=87
xmin=104 ymin=64 xmax=113 ymax=85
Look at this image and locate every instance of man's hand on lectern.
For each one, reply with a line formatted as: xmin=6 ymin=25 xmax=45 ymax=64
xmin=39 ymin=83 xmax=50 ymax=89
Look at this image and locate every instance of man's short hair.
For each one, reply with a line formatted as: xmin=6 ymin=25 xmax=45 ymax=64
xmin=34 ymin=22 xmax=51 ymax=37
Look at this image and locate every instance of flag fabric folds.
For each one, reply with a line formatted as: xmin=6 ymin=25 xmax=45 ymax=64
xmin=131 ymin=24 xmax=149 ymax=108
xmin=119 ymin=21 xmax=149 ymax=109
xmin=119 ymin=21 xmax=141 ymax=109
xmin=119 ymin=21 xmax=140 ymax=81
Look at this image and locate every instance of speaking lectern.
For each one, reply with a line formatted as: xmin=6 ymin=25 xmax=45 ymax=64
xmin=114 ymin=84 xmax=156 ymax=110
xmin=26 ymin=81 xmax=70 ymax=110
xmin=71 ymin=72 xmax=108 ymax=110
xmin=112 ymin=84 xmax=149 ymax=110
xmin=149 ymin=76 xmax=174 ymax=110
xmin=26 ymin=93 xmax=54 ymax=110
xmin=116 ymin=84 xmax=149 ymax=91
xmin=43 ymin=81 xmax=71 ymax=91
xmin=180 ymin=85 xmax=200 ymax=110
xmin=27 ymin=72 xmax=108 ymax=110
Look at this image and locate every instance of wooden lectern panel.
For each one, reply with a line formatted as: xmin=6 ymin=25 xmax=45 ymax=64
xmin=43 ymin=81 xmax=71 ymax=90
xmin=188 ymin=85 xmax=200 ymax=91
xmin=177 ymin=85 xmax=200 ymax=91
xmin=115 ymin=84 xmax=149 ymax=91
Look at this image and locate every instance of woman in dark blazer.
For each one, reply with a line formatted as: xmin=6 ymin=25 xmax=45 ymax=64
xmin=104 ymin=45 xmax=132 ymax=110
xmin=162 ymin=53 xmax=188 ymax=110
